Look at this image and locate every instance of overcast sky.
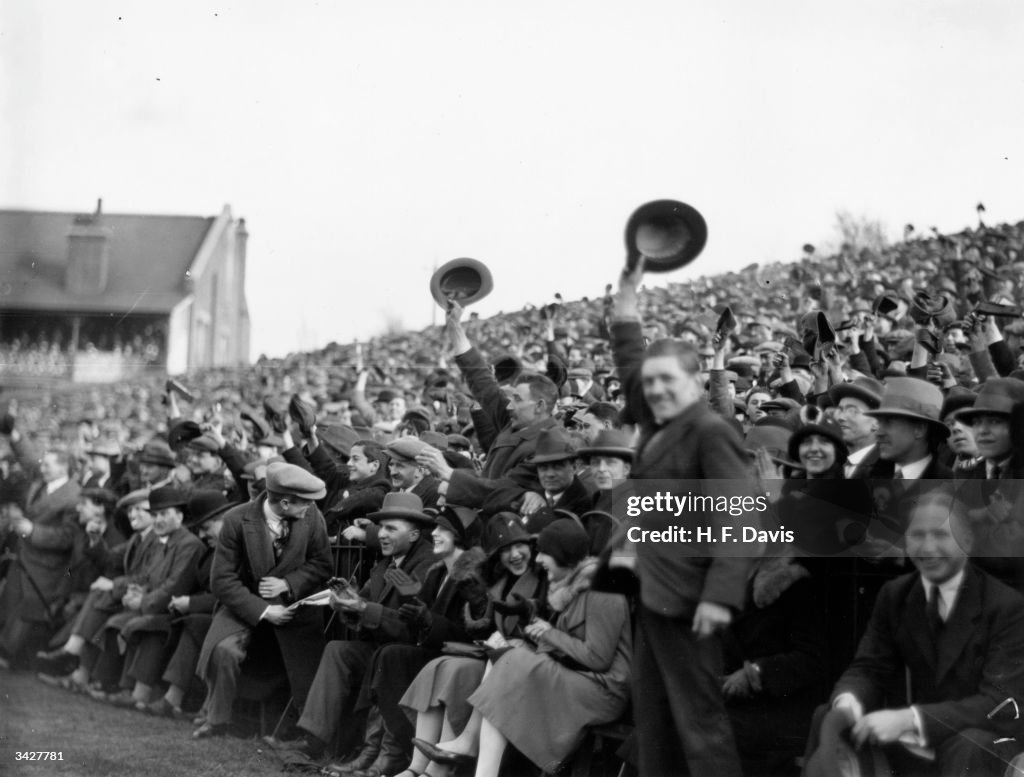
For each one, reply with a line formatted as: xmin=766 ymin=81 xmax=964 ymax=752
xmin=3 ymin=1 xmax=1023 ymax=358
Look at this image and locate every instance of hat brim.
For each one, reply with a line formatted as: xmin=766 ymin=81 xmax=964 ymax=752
xmin=863 ymin=409 xmax=951 ymax=437
xmin=368 ymin=508 xmax=436 ymax=526
xmin=430 ymin=258 xmax=494 ymax=309
xmin=828 ymin=384 xmax=881 ymax=408
xmin=185 ymin=500 xmax=238 ymax=529
xmin=532 ymin=451 xmax=578 ymax=464
xmin=624 ymin=200 xmax=708 ymax=273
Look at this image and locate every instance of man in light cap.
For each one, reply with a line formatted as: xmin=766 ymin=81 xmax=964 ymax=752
xmin=193 ymin=462 xmax=332 ymax=739
xmin=385 ymin=437 xmax=440 ymax=510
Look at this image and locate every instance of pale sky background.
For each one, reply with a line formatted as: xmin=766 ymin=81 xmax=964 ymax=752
xmin=3 ymin=1 xmax=1023 ymax=359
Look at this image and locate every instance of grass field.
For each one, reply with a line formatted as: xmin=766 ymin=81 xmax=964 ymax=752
xmin=0 ymin=671 xmax=290 ymax=777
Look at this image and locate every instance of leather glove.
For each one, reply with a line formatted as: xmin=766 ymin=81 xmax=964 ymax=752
xmin=397 ymin=598 xmax=430 ymax=628
xmin=384 ymin=567 xmax=422 ymax=600
xmin=491 ymin=592 xmax=534 ymax=620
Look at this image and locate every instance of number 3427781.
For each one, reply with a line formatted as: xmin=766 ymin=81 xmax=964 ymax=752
xmin=15 ymin=752 xmax=64 ymax=760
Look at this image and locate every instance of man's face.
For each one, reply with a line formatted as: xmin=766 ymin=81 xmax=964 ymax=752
xmin=746 ymin=392 xmax=771 ymax=423
xmin=575 ymin=412 xmax=609 ymax=446
xmin=972 ymin=414 xmax=1013 ymax=461
xmin=836 ymin=398 xmax=877 ymax=447
xmin=591 ymin=455 xmax=630 ymax=490
xmin=187 ymin=450 xmax=220 ymax=475
xmin=88 ymin=453 xmax=112 ymax=475
xmin=347 ymin=446 xmax=379 ymax=483
xmin=537 ymin=460 xmax=575 ymax=494
xmin=275 ymin=496 xmax=313 ymax=520
xmin=139 ymin=462 xmax=169 ymax=485
xmin=507 ymin=383 xmax=540 ymax=425
xmin=152 ymin=507 xmax=184 ymax=537
xmin=388 ymin=397 xmax=407 ymax=421
xmin=40 ymin=452 xmax=67 ymax=484
xmin=906 ymin=503 xmax=970 ymax=584
xmin=378 ymin=518 xmax=419 ymax=558
xmin=128 ymin=502 xmax=153 ymax=532
xmin=198 ymin=518 xmax=225 ymax=545
xmin=388 ymin=458 xmax=422 ymax=490
xmin=875 ymin=417 xmax=925 ymax=463
xmin=641 ymin=355 xmax=700 ymax=423
xmin=76 ymin=497 xmax=105 ymax=525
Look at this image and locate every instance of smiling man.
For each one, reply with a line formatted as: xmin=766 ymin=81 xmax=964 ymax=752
xmin=610 ymin=260 xmax=756 ymax=777
xmin=284 ymin=492 xmax=436 ymax=769
xmin=808 ymin=492 xmax=1024 ymax=776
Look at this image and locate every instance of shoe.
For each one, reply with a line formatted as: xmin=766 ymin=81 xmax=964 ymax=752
xmin=86 ymin=686 xmax=111 ymax=703
xmin=192 ymin=714 xmax=207 ymax=727
xmin=192 ymin=721 xmax=230 ymax=740
xmin=351 ymin=753 xmax=410 ymax=777
xmin=142 ymin=697 xmax=184 ymax=719
xmin=410 ymin=739 xmax=474 ymax=767
xmin=323 ymin=747 xmax=380 ymax=776
xmin=106 ymin=690 xmax=140 ymax=709
xmin=34 ymin=649 xmax=78 ymax=676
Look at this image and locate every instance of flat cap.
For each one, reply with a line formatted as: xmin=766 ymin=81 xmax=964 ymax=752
xmin=387 ymin=437 xmax=431 ymax=463
xmin=265 ymin=462 xmax=326 ymax=500
xmin=188 ymin=434 xmax=221 ymax=453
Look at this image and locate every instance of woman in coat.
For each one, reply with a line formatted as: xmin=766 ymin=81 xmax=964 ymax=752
xmin=415 ymin=519 xmax=632 ymax=777
xmin=395 ymin=514 xmax=544 ymax=777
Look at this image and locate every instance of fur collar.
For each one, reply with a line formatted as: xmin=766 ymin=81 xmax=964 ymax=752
xmin=751 ymin=550 xmax=809 ymax=609
xmin=450 ymin=546 xmax=487 ymax=583
xmin=546 ymin=556 xmax=600 ymax=613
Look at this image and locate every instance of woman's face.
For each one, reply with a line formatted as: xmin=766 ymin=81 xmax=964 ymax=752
xmin=499 ymin=542 xmax=532 ymax=577
xmin=799 ymin=434 xmax=837 ymax=477
xmin=431 ymin=525 xmax=457 ymax=559
xmin=536 ymin=551 xmax=570 ymax=583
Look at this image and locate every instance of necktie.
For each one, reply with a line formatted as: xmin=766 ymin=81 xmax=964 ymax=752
xmin=927 ymin=584 xmax=944 ymax=635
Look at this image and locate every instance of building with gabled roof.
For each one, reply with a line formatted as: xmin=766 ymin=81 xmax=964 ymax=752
xmin=0 ymin=200 xmax=249 ymax=382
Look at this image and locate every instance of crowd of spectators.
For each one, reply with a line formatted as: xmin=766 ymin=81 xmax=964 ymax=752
xmin=3 ymin=214 xmax=1024 ymax=776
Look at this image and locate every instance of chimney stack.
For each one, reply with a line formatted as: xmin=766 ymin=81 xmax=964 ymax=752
xmin=66 ymin=198 xmax=112 ymax=296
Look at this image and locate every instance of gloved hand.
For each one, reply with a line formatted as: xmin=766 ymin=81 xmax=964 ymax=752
xmin=397 ymin=598 xmax=430 ymax=629
xmin=384 ymin=567 xmax=422 ymax=600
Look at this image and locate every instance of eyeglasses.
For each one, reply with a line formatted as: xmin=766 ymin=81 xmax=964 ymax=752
xmin=835 ymin=405 xmax=865 ymax=417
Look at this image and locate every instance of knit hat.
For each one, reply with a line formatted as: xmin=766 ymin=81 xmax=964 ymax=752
xmin=536 ymin=518 xmax=589 ymax=568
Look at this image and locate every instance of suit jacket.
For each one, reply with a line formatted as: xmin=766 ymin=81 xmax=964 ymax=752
xmin=0 ymin=466 xmax=82 ymax=623
xmin=447 ymin=346 xmax=558 ymax=507
xmin=611 ymin=319 xmax=755 ymax=616
xmin=137 ymin=527 xmax=205 ymax=614
xmin=833 ymin=564 xmax=1024 ymax=746
xmin=343 ymin=537 xmax=437 ymax=643
xmin=198 ymin=495 xmax=333 ymax=685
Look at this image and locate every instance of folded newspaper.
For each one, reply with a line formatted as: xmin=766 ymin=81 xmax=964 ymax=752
xmin=286 ymin=589 xmax=334 ymax=611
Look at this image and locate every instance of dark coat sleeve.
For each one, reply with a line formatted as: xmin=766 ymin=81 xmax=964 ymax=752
xmin=454 ymin=347 xmax=510 ymax=435
xmin=282 ymin=507 xmax=333 ymax=602
xmin=140 ymin=532 xmax=204 ymax=614
xmin=211 ymin=515 xmax=268 ymax=627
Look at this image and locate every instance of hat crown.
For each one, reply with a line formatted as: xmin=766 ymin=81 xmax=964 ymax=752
xmin=533 ymin=428 xmax=577 ymax=460
xmin=187 ymin=489 xmax=230 ymax=524
xmin=968 ymin=378 xmax=1024 ymax=415
xmin=875 ymin=377 xmax=943 ymax=420
xmin=483 ymin=513 xmax=532 ymax=555
xmin=587 ymin=429 xmax=633 ymax=451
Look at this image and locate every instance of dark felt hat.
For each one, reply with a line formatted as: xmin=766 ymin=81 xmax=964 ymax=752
xmin=185 ymin=489 xmax=235 ymax=528
xmin=531 ymin=427 xmax=578 ymax=464
xmin=956 ymin=378 xmax=1024 ymax=423
xmin=788 ymin=420 xmax=848 ymax=464
xmin=367 ymin=492 xmax=435 ymax=526
xmin=149 ymin=486 xmax=188 ymax=511
xmin=864 ymin=377 xmax=949 ymax=437
xmin=624 ymin=200 xmax=708 ymax=273
xmin=430 ymin=258 xmax=494 ymax=309
xmin=578 ymin=429 xmax=634 ymax=462
xmin=828 ymin=376 xmax=884 ymax=409
xmin=482 ymin=512 xmax=534 ymax=557
xmin=941 ymin=386 xmax=976 ymax=420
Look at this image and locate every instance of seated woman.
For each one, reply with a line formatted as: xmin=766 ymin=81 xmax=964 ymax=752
xmin=396 ymin=514 xmax=544 ymax=777
xmin=414 ymin=519 xmax=632 ymax=777
xmin=720 ymin=545 xmax=827 ymax=775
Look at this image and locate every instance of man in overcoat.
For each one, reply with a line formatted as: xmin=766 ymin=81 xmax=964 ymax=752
xmin=193 ymin=462 xmax=332 ymax=738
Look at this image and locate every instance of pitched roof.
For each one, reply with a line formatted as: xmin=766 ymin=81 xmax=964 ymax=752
xmin=0 ymin=209 xmax=215 ymax=314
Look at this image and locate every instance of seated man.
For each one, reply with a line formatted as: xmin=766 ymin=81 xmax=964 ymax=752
xmin=281 ymin=492 xmax=436 ymax=767
xmin=194 ymin=463 xmax=333 ymax=738
xmin=804 ymin=491 xmax=1024 ymax=776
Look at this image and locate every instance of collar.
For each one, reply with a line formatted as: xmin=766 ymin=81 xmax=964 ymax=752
xmin=158 ymin=534 xmax=170 ymax=545
xmin=896 ymin=454 xmax=932 ymax=480
xmin=545 ymin=491 xmax=565 ymax=504
xmin=846 ymin=443 xmax=875 ymax=466
xmin=920 ymin=568 xmax=965 ymax=620
xmin=45 ymin=476 xmax=69 ymax=495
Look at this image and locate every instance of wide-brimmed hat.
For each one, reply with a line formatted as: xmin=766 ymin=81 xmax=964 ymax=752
xmin=482 ymin=512 xmax=534 ymax=557
xmin=956 ymin=378 xmax=1024 ymax=423
xmin=578 ymin=429 xmax=634 ymax=462
xmin=531 ymin=427 xmax=578 ymax=464
xmin=185 ymin=489 xmax=235 ymax=529
xmin=138 ymin=440 xmax=176 ymax=468
xmin=788 ymin=420 xmax=849 ymax=464
xmin=759 ymin=397 xmax=800 ymax=414
xmin=116 ymin=488 xmax=151 ymax=511
xmin=430 ymin=258 xmax=494 ymax=309
xmin=367 ymin=492 xmax=435 ymax=526
xmin=745 ymin=418 xmax=797 ymax=467
xmin=149 ymin=486 xmax=188 ymax=512
xmin=864 ymin=377 xmax=949 ymax=437
xmin=829 ymin=376 xmax=884 ymax=409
